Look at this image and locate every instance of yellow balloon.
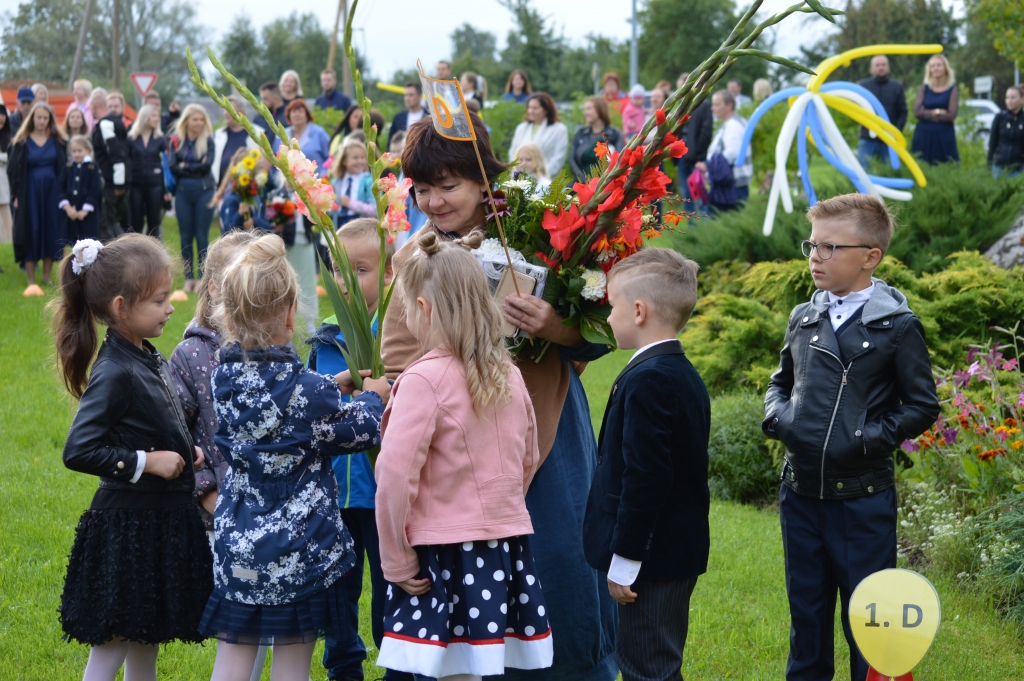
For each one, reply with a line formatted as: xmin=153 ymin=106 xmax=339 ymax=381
xmin=821 ymin=94 xmax=907 ymax=148
xmin=849 ymin=569 xmax=941 ymax=678
xmin=808 ymin=44 xmax=944 ymax=93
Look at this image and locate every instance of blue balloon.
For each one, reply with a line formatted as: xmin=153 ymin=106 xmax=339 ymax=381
xmin=797 ymin=107 xmax=817 ymax=206
xmin=736 ymin=86 xmax=807 ymax=166
xmin=820 ymin=81 xmax=900 ymax=169
xmin=806 ymin=105 xmax=869 ymax=194
xmin=867 ymin=175 xmax=916 ymax=189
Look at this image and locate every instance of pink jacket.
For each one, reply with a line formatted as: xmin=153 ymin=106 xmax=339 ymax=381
xmin=375 ymin=349 xmax=540 ymax=582
xmin=622 ymin=101 xmax=646 ymax=137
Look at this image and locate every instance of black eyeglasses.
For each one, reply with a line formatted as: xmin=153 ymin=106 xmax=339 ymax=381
xmin=800 ymin=240 xmax=873 ymax=260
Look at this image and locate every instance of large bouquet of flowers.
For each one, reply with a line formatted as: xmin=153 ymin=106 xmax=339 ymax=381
xmin=487 ymin=137 xmax=690 ymax=351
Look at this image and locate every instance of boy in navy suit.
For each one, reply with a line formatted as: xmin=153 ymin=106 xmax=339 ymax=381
xmin=763 ymin=194 xmax=939 ymax=681
xmin=583 ymin=248 xmax=711 ymax=681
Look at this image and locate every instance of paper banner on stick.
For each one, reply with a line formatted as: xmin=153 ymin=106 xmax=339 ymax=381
xmin=416 ymin=59 xmax=475 ymax=142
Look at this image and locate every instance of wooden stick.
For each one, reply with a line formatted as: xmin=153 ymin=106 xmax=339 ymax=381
xmin=472 ymin=139 xmax=521 ymax=297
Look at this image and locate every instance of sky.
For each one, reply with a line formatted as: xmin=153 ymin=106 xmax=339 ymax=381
xmin=192 ymin=0 xmax=845 ymax=82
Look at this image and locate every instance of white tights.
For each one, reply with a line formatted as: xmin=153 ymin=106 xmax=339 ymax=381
xmin=82 ymin=640 xmax=159 ymax=681
xmin=210 ymin=640 xmax=315 ymax=681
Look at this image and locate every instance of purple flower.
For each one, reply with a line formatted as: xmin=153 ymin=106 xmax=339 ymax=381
xmin=967 ymin=361 xmax=982 ymax=376
xmin=953 ymin=369 xmax=971 ymax=388
xmin=902 ymin=439 xmax=920 ymax=453
xmin=1018 ymin=392 xmax=1024 ymax=408
xmin=941 ymin=427 xmax=958 ymax=445
xmin=967 ymin=347 xmax=979 ymax=363
xmin=1002 ymin=358 xmax=1020 ymax=371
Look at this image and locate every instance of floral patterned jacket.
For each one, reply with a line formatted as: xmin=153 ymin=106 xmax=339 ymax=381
xmin=169 ymin=321 xmax=224 ymax=530
xmin=211 ymin=343 xmax=384 ymax=605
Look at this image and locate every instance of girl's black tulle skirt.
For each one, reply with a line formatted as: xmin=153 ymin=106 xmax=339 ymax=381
xmin=59 ymin=489 xmax=213 ymax=646
xmin=199 ymin=577 xmax=349 ymax=646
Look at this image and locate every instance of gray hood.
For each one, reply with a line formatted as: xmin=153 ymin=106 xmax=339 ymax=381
xmin=809 ymin=277 xmax=912 ymax=323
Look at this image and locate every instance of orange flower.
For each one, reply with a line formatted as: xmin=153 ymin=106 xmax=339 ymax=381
xmin=662 ymin=211 xmax=686 ymax=227
xmin=594 ymin=141 xmax=609 ymax=158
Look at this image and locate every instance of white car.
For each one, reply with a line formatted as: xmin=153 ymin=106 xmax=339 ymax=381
xmin=960 ymin=98 xmax=1001 ymax=147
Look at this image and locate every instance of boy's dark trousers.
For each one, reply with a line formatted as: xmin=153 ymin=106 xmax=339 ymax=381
xmin=101 ymin=185 xmax=128 ymax=241
xmin=780 ymin=484 xmax=897 ymax=681
xmin=616 ymin=578 xmax=698 ymax=681
xmin=322 ymin=507 xmax=413 ymax=681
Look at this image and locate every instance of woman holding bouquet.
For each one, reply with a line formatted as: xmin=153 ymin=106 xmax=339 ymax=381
xmin=381 ymin=115 xmax=619 ymax=681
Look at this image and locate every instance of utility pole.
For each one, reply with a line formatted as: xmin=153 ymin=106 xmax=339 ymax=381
xmin=327 ymin=0 xmax=344 ymax=73
xmin=341 ymin=0 xmax=352 ymax=98
xmin=69 ymin=0 xmax=96 ymax=88
xmin=629 ymin=0 xmax=638 ymax=88
xmin=111 ymin=0 xmax=121 ymax=92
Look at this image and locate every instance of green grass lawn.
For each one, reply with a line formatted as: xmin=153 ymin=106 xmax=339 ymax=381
xmin=1 ymin=222 xmax=1022 ymax=679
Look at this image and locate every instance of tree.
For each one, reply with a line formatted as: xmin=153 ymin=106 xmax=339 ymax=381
xmin=499 ymin=0 xmax=569 ymax=97
xmin=800 ymin=0 xmax=960 ymax=86
xmin=216 ymin=17 xmax=264 ymax=91
xmin=0 ymin=0 xmax=206 ymax=102
xmin=638 ymin=0 xmax=767 ymax=93
xmin=970 ymin=0 xmax=1024 ymax=69
xmin=450 ymin=23 xmax=501 ymax=96
xmin=954 ymin=3 xmax=1017 ymax=99
xmin=260 ymin=12 xmax=332 ymax=98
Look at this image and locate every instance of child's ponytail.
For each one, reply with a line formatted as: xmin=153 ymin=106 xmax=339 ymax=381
xmin=49 ymin=234 xmax=173 ymax=399
xmin=53 ymin=254 xmax=98 ymax=399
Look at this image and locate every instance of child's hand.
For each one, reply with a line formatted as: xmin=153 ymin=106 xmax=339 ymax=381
xmin=63 ymin=204 xmax=77 ymax=219
xmin=238 ymin=202 xmax=250 ymax=216
xmin=144 ymin=451 xmax=185 ymax=479
xmin=607 ymin=579 xmax=637 ymax=605
xmin=334 ymin=369 xmax=367 ymax=394
xmin=200 ymin=490 xmax=218 ymax=514
xmin=193 ymin=446 xmax=205 ymax=470
xmin=340 ymin=195 xmax=351 ymax=208
xmin=396 ymin=577 xmax=431 ymax=596
xmin=359 ymin=376 xmax=392 ymax=405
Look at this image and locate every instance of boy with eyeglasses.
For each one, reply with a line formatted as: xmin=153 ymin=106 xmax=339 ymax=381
xmin=762 ymin=193 xmax=939 ymax=681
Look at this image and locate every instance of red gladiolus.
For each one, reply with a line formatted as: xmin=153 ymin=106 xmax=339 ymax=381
xmin=619 ymin=207 xmax=643 ymax=244
xmin=634 ymin=167 xmax=672 ymax=205
xmin=655 ymin=109 xmax=666 ymax=126
xmin=666 ymin=137 xmax=689 ymax=159
xmin=573 ymin=178 xmax=599 ymax=207
xmin=598 ymin=185 xmax=625 ymax=212
xmin=535 ymin=251 xmax=560 ymax=269
xmin=542 ymin=205 xmax=584 ymax=252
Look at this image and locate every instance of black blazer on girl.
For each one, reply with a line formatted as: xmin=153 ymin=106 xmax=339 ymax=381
xmin=57 ymin=159 xmax=103 ymax=242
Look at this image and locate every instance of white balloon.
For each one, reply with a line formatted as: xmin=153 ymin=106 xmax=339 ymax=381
xmin=764 ymin=92 xmax=816 ymax=235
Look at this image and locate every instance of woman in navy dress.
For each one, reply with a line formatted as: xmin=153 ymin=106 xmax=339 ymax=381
xmin=7 ymin=103 xmax=66 ymax=293
xmin=911 ymin=55 xmax=960 ymax=165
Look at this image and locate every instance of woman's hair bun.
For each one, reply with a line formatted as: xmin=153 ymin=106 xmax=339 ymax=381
xmin=454 ymin=229 xmax=484 ymax=251
xmin=417 ymin=231 xmax=441 ymax=255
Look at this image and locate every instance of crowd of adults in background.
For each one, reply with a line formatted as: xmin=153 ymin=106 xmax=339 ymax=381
xmin=3 ymin=51 xmax=1024 ymax=295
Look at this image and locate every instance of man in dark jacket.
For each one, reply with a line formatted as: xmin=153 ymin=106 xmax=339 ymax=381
xmin=91 ymin=89 xmax=132 ymax=241
xmin=675 ymin=72 xmax=714 ymax=209
xmin=988 ymin=84 xmax=1024 ymax=178
xmin=9 ymin=87 xmax=34 ymax=133
xmin=763 ymin=194 xmax=939 ymax=681
xmin=584 ymin=248 xmax=710 ymax=681
xmin=315 ymin=69 xmax=352 ymax=112
xmin=858 ymin=56 xmax=908 ymax=167
xmin=258 ymin=82 xmax=288 ymax=151
xmin=385 ymin=83 xmax=427 ymax=151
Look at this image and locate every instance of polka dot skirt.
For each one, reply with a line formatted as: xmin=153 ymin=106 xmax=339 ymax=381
xmin=377 ymin=535 xmax=553 ymax=678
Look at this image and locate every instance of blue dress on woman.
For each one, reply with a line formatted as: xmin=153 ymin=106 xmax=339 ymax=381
xmin=26 ymin=137 xmax=63 ymax=262
xmin=911 ymin=85 xmax=960 ymax=165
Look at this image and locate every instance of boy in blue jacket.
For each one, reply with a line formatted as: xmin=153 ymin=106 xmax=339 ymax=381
xmin=763 ymin=194 xmax=939 ymax=681
xmin=307 ymin=218 xmax=405 ymax=681
xmin=583 ymin=248 xmax=710 ymax=681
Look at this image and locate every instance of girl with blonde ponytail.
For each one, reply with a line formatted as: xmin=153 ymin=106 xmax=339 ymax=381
xmin=373 ymin=231 xmax=553 ymax=679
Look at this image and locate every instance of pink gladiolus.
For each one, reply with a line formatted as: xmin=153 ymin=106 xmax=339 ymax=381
xmin=295 ymin=180 xmax=338 ymax=218
xmin=384 ymin=206 xmax=411 ymax=243
xmin=385 ymin=176 xmax=413 ymax=211
xmin=279 ymin=148 xmax=319 ymax=190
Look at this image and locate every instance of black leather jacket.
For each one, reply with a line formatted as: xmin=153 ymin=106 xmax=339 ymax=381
xmin=762 ymin=281 xmax=939 ymax=500
xmin=988 ymin=108 xmax=1024 ymax=171
xmin=63 ymin=330 xmax=196 ymax=493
